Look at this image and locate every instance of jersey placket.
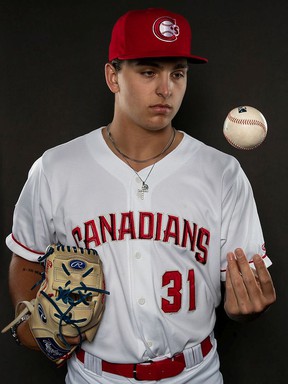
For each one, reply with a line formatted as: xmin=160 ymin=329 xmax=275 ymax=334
xmin=128 ymin=174 xmax=159 ymax=360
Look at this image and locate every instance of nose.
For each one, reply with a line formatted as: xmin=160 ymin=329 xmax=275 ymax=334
xmin=156 ymin=74 xmax=172 ymax=99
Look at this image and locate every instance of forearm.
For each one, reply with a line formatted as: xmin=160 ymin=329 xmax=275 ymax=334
xmin=8 ymin=253 xmax=44 ymax=349
xmin=9 ymin=253 xmax=43 ymax=305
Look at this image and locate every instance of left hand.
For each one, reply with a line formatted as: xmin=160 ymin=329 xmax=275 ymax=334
xmin=64 ymin=333 xmax=86 ymax=346
xmin=224 ymin=248 xmax=276 ymax=321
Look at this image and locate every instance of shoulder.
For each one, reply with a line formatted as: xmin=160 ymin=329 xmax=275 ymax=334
xmin=41 ymin=128 xmax=102 ymax=167
xmin=181 ymin=132 xmax=247 ymax=194
xmin=42 ymin=128 xmax=101 ymax=161
xmin=27 ymin=128 xmax=104 ymax=182
xmin=182 ymin=132 xmax=241 ymax=171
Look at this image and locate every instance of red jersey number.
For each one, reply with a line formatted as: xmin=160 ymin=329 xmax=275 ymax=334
xmin=161 ymin=269 xmax=196 ymax=313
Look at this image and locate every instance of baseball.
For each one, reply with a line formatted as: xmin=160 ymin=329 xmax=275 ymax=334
xmin=223 ymin=106 xmax=268 ymax=150
xmin=159 ymin=21 xmax=174 ymax=37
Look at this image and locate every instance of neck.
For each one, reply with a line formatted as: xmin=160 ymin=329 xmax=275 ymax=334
xmin=104 ymin=122 xmax=181 ymax=171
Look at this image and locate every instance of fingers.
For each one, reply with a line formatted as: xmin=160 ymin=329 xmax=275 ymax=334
xmin=225 ymin=248 xmax=276 ymax=318
xmin=230 ymin=249 xmax=275 ymax=301
xmin=224 ymin=266 xmax=240 ymax=315
xmin=61 ymin=333 xmax=86 ymax=346
xmin=227 ymin=249 xmax=257 ymax=298
xmin=252 ymin=254 xmax=276 ymax=302
xmin=229 ymin=248 xmax=254 ymax=277
xmin=226 ymin=250 xmax=256 ymax=314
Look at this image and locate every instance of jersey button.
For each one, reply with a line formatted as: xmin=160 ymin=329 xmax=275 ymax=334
xmin=138 ymin=298 xmax=146 ymax=305
xmin=135 ymin=252 xmax=142 ymax=259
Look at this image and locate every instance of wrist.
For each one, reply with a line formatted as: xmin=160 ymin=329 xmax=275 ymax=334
xmin=16 ymin=318 xmax=39 ymax=350
xmin=10 ymin=314 xmax=30 ymax=345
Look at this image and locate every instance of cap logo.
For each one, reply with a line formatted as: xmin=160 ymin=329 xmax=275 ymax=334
xmin=152 ymin=16 xmax=180 ymax=42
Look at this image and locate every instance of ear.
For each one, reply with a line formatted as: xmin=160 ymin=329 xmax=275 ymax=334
xmin=105 ymin=63 xmax=119 ymax=93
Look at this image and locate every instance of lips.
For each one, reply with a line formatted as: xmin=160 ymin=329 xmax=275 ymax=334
xmin=150 ymin=104 xmax=172 ymax=114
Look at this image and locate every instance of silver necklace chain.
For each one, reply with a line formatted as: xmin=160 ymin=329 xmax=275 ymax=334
xmin=106 ymin=124 xmax=176 ymax=164
xmin=124 ymin=157 xmax=157 ymax=200
xmin=106 ymin=124 xmax=176 ymax=199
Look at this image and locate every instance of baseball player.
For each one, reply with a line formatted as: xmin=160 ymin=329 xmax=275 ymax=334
xmin=5 ymin=8 xmax=275 ymax=383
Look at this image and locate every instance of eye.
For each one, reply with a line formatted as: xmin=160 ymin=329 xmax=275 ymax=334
xmin=141 ymin=70 xmax=156 ymax=77
xmin=172 ymin=71 xmax=186 ymax=79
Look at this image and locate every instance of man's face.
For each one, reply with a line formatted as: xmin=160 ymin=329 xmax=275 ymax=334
xmin=114 ymin=58 xmax=188 ymax=131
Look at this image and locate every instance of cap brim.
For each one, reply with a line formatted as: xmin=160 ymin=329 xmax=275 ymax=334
xmin=187 ymin=55 xmax=208 ymax=64
xmin=114 ymin=53 xmax=208 ymax=64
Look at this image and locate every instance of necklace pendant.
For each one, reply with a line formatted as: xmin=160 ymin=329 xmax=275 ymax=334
xmin=138 ymin=182 xmax=149 ymax=200
xmin=142 ymin=182 xmax=149 ymax=192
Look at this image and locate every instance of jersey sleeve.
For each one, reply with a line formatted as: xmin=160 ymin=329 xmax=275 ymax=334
xmin=6 ymin=157 xmax=57 ymax=261
xmin=220 ymin=162 xmax=272 ymax=281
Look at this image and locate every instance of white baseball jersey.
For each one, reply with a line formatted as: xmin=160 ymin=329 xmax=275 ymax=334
xmin=6 ymin=127 xmax=271 ymax=366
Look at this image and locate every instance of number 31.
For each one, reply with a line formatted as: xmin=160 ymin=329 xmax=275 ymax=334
xmin=161 ymin=270 xmax=196 ymax=313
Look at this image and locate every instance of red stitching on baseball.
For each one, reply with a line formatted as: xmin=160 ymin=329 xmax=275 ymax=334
xmin=223 ymin=131 xmax=265 ymax=150
xmin=228 ymin=112 xmax=266 ymax=132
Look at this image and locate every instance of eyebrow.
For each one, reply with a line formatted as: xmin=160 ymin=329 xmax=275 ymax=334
xmin=133 ymin=60 xmax=189 ymax=70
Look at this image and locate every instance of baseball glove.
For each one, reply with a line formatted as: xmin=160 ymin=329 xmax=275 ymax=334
xmin=2 ymin=244 xmax=109 ymax=365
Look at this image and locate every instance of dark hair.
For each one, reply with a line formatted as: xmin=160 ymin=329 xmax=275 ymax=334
xmin=111 ymin=58 xmax=122 ymax=71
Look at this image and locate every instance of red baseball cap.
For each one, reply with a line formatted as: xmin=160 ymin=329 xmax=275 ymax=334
xmin=109 ymin=8 xmax=208 ymax=64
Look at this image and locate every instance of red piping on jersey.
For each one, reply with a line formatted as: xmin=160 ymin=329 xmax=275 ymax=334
xmin=11 ymin=234 xmax=44 ymax=255
xmin=220 ymin=253 xmax=268 ymax=272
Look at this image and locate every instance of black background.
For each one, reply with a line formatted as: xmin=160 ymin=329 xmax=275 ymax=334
xmin=1 ymin=0 xmax=287 ymax=383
